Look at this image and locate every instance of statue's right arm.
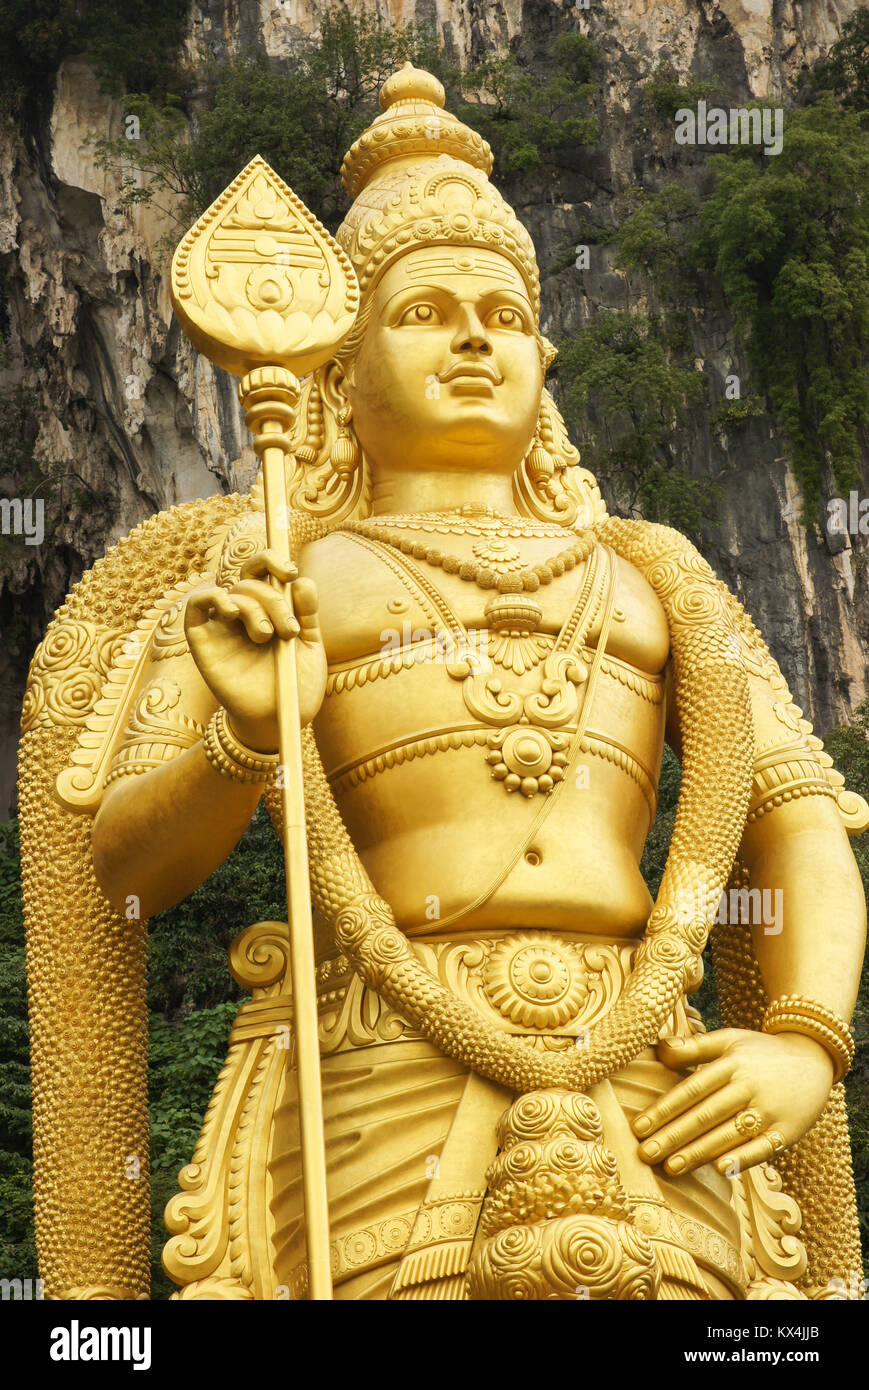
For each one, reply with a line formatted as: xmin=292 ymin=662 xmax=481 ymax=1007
xmin=91 ymin=549 xmax=326 ymax=919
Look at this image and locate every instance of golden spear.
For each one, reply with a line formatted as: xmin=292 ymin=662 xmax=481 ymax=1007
xmin=170 ymin=156 xmax=360 ymax=1300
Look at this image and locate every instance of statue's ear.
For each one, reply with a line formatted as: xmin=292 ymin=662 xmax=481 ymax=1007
xmin=321 ymin=357 xmax=353 ymax=411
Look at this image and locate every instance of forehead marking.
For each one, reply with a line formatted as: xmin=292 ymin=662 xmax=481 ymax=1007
xmin=403 ymin=251 xmax=518 ymax=283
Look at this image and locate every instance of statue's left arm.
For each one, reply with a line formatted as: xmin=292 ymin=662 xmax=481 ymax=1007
xmin=635 ymin=588 xmax=866 ymax=1178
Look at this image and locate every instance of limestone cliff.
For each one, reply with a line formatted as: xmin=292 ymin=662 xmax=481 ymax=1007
xmin=0 ymin=0 xmax=866 ymax=816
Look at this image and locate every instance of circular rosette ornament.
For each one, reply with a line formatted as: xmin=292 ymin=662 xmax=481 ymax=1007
xmin=483 ymin=933 xmax=587 ymax=1029
xmin=540 ymin=1216 xmax=660 ymax=1301
xmin=485 ymin=726 xmax=570 ymax=797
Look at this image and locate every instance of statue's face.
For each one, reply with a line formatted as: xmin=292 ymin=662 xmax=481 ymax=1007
xmin=343 ymin=246 xmax=542 ymax=476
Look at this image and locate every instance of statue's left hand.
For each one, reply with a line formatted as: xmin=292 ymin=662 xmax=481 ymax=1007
xmin=632 ymin=1029 xmax=835 ymax=1177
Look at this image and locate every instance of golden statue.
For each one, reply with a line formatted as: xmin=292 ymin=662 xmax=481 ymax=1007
xmin=19 ymin=65 xmax=868 ymax=1301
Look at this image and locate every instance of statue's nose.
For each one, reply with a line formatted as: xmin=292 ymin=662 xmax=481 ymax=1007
xmin=451 ymin=303 xmax=492 ymax=355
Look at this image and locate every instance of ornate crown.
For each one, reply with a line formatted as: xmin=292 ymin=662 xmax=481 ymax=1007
xmin=336 ymin=64 xmax=542 ymax=318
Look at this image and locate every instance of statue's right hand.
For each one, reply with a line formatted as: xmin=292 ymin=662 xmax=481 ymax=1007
xmin=184 ymin=549 xmax=327 ymax=753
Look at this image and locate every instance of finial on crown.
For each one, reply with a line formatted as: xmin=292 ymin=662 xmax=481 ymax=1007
xmin=340 ymin=62 xmax=492 ymax=200
xmin=378 ymin=62 xmax=445 ymax=112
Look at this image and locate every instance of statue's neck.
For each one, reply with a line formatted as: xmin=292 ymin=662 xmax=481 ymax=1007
xmin=369 ymin=466 xmax=517 ymax=517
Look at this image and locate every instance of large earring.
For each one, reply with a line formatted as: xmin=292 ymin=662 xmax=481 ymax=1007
xmin=525 ymin=402 xmax=557 ymax=482
xmin=295 ymin=376 xmax=325 ymax=465
xmin=329 ymin=405 xmax=360 ymax=477
xmin=514 ymin=387 xmax=606 ymax=529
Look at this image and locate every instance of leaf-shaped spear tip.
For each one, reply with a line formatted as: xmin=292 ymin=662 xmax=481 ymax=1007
xmin=170 ymin=155 xmax=359 ymax=377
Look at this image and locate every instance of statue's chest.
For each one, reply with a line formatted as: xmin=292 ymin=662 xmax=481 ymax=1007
xmin=303 ymin=530 xmax=670 ymax=799
xmin=303 ymin=529 xmax=669 ymax=674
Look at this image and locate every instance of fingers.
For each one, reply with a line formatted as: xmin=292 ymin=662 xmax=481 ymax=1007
xmin=636 ymin=1082 xmax=750 ymax=1167
xmin=715 ymin=1132 xmax=787 ymax=1177
xmin=291 ymin=577 xmax=322 ymax=644
xmin=185 ymin=585 xmax=240 ymax=629
xmin=231 ymin=581 xmax=297 ymax=641
xmin=655 ymin=1111 xmax=770 ymax=1177
xmin=656 ymin=1030 xmax=741 ymax=1068
xmin=633 ymin=1057 xmax=731 ymax=1138
xmin=184 ymin=569 xmax=320 ymax=649
xmin=240 ymin=548 xmax=298 ymax=584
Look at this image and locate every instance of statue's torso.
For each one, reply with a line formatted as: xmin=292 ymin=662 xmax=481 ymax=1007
xmin=301 ymin=522 xmax=671 ymax=937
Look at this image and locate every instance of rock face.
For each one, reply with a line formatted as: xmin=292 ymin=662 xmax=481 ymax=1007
xmin=0 ymin=0 xmax=866 ymax=816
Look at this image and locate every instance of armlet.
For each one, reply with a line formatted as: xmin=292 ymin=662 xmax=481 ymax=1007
xmin=104 ymin=678 xmax=206 ymax=786
xmin=54 ymin=575 xmax=211 ymax=814
xmin=738 ymin=628 xmax=869 ymax=835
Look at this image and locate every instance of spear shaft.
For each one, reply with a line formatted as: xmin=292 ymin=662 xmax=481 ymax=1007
xmin=242 ymin=367 xmax=333 ymax=1301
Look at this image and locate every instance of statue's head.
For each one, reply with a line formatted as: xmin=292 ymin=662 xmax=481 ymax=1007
xmin=327 ymin=243 xmax=544 ymax=481
xmin=288 ymin=65 xmax=603 ymax=528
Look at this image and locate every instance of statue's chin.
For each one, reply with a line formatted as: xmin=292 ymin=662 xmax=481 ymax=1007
xmin=427 ymin=415 xmax=533 ymax=453
xmin=361 ymin=423 xmax=527 ymax=474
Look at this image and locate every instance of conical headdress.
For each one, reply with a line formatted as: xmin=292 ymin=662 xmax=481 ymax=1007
xmin=336 ymin=64 xmax=542 ymax=318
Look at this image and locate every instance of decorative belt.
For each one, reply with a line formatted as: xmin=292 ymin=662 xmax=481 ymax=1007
xmin=230 ymin=929 xmax=696 ymax=1055
xmin=287 ymin=1191 xmax=746 ymax=1301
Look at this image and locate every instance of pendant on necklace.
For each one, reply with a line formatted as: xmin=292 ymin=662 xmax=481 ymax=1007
xmin=484 ymin=594 xmax=550 ymax=675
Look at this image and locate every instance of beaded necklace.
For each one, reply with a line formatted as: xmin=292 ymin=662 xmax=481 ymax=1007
xmin=346 ymin=510 xmax=594 ymax=596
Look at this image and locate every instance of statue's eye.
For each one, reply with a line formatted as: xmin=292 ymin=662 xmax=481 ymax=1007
xmin=488 ymin=306 xmax=526 ymax=330
xmin=398 ymin=303 xmax=441 ymax=325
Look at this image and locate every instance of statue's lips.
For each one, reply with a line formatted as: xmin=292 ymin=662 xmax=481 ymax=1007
xmin=441 ymin=363 xmax=502 ymax=384
xmin=441 ymin=365 xmax=503 ymax=395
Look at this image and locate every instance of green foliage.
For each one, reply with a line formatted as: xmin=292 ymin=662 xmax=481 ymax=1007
xmin=640 ymin=744 xmax=681 ymax=900
xmin=147 ymin=999 xmax=240 ymax=1297
xmin=98 ymin=23 xmax=600 ymax=235
xmin=456 ymin=33 xmax=599 ymax=178
xmin=709 ymin=395 xmax=766 ymax=431
xmin=640 ymin=63 xmax=716 ymax=120
xmin=696 ymin=98 xmax=869 ymax=515
xmin=97 ymin=12 xmax=444 ymax=232
xmin=149 ymin=1002 xmax=238 ymax=1176
xmin=145 ymin=804 xmax=284 ymax=1293
xmin=796 ymin=8 xmax=869 ymax=113
xmin=616 ymin=93 xmax=869 ymax=521
xmin=557 ymin=310 xmax=713 ymax=538
xmin=617 ymin=183 xmax=702 ymax=298
xmin=0 ymin=0 xmax=189 ymax=115
xmin=148 ymin=803 xmax=285 ymax=1018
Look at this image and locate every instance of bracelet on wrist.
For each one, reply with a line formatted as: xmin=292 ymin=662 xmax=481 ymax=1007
xmin=203 ymin=707 xmax=279 ymax=784
xmin=762 ymin=994 xmax=855 ymax=1084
